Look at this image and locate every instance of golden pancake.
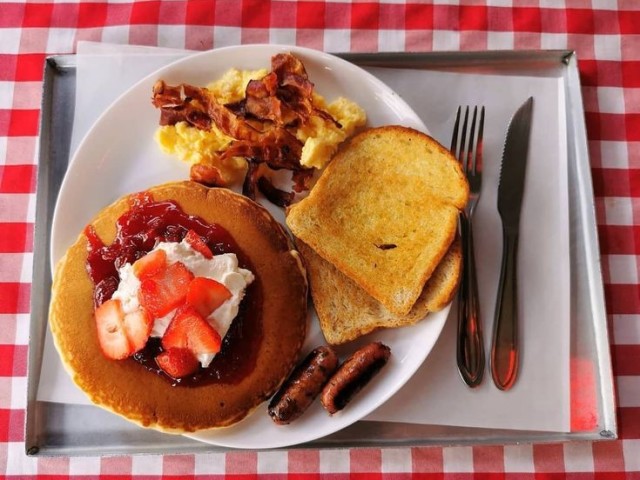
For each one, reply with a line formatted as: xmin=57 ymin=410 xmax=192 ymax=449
xmin=49 ymin=181 xmax=308 ymax=433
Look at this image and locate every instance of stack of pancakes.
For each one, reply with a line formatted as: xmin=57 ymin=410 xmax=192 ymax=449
xmin=286 ymin=126 xmax=469 ymax=345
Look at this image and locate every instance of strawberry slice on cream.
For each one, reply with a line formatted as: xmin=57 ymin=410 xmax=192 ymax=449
xmin=183 ymin=229 xmax=214 ymax=259
xmin=162 ymin=305 xmax=222 ymax=357
xmin=95 ymin=298 xmax=152 ymax=360
xmin=139 ymin=261 xmax=194 ymax=318
xmin=132 ymin=249 xmax=167 ymax=279
xmin=186 ymin=277 xmax=232 ymax=318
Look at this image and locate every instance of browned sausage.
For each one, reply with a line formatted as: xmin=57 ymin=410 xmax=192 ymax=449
xmin=320 ymin=342 xmax=391 ymax=414
xmin=268 ymin=345 xmax=339 ymax=425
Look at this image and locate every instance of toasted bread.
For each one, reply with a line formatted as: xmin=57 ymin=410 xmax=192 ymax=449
xmin=286 ymin=126 xmax=468 ymax=315
xmin=49 ymin=181 xmax=308 ymax=432
xmin=297 ymin=238 xmax=461 ymax=345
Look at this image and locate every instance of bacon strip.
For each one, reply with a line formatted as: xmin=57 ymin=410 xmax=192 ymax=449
xmin=190 ymin=163 xmax=225 ymax=187
xmin=241 ymin=163 xmax=296 ymax=208
xmin=152 ymin=81 xmax=213 ymax=130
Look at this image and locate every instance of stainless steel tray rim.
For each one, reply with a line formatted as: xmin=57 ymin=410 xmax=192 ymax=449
xmin=26 ymin=49 xmax=615 ymax=455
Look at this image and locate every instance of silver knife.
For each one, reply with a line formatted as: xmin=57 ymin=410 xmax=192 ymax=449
xmin=490 ymin=97 xmax=533 ymax=391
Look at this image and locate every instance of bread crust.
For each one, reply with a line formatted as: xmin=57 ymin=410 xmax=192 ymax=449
xmin=49 ymin=181 xmax=308 ymax=433
xmin=286 ymin=126 xmax=468 ymax=316
xmin=298 ymin=237 xmax=462 ymax=345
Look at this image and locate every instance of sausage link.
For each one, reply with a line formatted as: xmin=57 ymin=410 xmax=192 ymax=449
xmin=320 ymin=342 xmax=391 ymax=414
xmin=268 ymin=345 xmax=339 ymax=425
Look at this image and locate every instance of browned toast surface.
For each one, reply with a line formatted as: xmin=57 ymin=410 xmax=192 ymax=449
xmin=286 ymin=126 xmax=468 ymax=315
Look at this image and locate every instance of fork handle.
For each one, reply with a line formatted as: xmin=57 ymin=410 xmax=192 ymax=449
xmin=490 ymin=227 xmax=520 ymax=390
xmin=456 ymin=215 xmax=485 ymax=387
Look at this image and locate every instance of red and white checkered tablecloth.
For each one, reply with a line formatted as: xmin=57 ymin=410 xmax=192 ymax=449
xmin=1 ymin=0 xmax=639 ymax=477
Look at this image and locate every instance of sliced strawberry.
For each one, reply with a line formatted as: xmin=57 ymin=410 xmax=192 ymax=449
xmin=123 ymin=307 xmax=153 ymax=352
xmin=184 ymin=229 xmax=213 ymax=259
xmin=162 ymin=305 xmax=222 ymax=356
xmin=186 ymin=277 xmax=232 ymax=318
xmin=95 ymin=298 xmax=132 ymax=360
xmin=155 ymin=347 xmax=199 ymax=379
xmin=133 ymin=249 xmax=167 ymax=280
xmin=139 ymin=261 xmax=194 ymax=318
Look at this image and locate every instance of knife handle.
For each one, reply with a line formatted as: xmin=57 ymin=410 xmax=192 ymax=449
xmin=491 ymin=227 xmax=520 ymax=390
xmin=456 ymin=215 xmax=484 ymax=387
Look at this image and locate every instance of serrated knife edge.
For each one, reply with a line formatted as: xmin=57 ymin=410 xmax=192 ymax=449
xmin=497 ymin=97 xmax=534 ymax=229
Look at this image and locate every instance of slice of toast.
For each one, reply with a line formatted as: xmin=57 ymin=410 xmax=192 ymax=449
xmin=286 ymin=126 xmax=468 ymax=315
xmin=297 ymin=237 xmax=462 ymax=345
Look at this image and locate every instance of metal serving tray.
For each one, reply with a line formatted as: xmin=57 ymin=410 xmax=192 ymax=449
xmin=26 ymin=50 xmax=615 ymax=455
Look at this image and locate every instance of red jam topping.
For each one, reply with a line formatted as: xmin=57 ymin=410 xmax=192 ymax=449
xmin=84 ymin=192 xmax=262 ymax=387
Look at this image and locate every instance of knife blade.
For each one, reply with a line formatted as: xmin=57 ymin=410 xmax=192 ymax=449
xmin=490 ymin=97 xmax=533 ymax=391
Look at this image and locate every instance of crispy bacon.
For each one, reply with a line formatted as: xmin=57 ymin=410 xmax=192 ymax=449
xmin=152 ymin=81 xmax=212 ymax=129
xmin=181 ymin=84 xmax=264 ymax=143
xmin=292 ymin=169 xmax=315 ymax=193
xmin=190 ymin=163 xmax=225 ymax=187
xmin=242 ymin=162 xmax=261 ymax=201
xmin=243 ymin=73 xmax=298 ymax=126
xmin=220 ymin=129 xmax=303 ymax=171
xmin=272 ymin=52 xmax=307 ymax=79
xmin=257 ymin=176 xmax=295 ymax=208
xmin=272 ymin=53 xmax=341 ymax=128
xmin=237 ymin=54 xmax=340 ymax=128
xmin=151 ymin=53 xmax=339 ymax=203
xmin=241 ymin=162 xmax=296 ymax=207
xmin=152 ymin=80 xmax=184 ymax=108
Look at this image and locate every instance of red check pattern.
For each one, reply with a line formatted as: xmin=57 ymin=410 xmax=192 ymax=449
xmin=1 ymin=0 xmax=639 ymax=477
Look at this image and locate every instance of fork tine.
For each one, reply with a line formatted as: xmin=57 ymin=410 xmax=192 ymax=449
xmin=474 ymin=106 xmax=485 ymax=176
xmin=450 ymin=106 xmax=462 ymax=154
xmin=459 ymin=106 xmax=470 ymax=170
xmin=467 ymin=106 xmax=478 ymax=175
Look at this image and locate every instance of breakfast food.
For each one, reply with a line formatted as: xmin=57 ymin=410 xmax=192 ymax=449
xmin=320 ymin=342 xmax=391 ymax=414
xmin=49 ymin=181 xmax=308 ymax=432
xmin=152 ymin=52 xmax=366 ymax=206
xmin=286 ymin=126 xmax=468 ymax=317
xmin=268 ymin=345 xmax=339 ymax=425
xmin=298 ymin=238 xmax=462 ymax=345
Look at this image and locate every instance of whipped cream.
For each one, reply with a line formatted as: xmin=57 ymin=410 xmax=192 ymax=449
xmin=112 ymin=238 xmax=255 ymax=367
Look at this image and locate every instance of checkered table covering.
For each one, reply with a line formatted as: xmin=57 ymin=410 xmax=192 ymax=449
xmin=1 ymin=0 xmax=639 ymax=477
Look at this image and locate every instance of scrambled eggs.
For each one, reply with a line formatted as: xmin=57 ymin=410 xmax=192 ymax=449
xmin=155 ymin=67 xmax=366 ymax=178
xmin=297 ymin=95 xmax=367 ymax=169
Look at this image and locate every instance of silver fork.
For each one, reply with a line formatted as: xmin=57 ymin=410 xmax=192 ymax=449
xmin=451 ymin=105 xmax=485 ymax=387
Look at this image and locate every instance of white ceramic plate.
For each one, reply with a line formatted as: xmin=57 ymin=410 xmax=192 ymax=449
xmin=50 ymin=44 xmax=450 ymax=449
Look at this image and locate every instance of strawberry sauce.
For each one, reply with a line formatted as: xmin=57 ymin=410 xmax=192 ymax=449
xmin=84 ymin=192 xmax=263 ymax=386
